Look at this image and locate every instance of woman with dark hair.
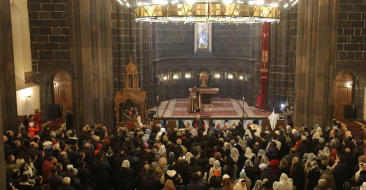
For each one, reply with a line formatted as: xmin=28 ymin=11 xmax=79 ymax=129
xmin=223 ymin=157 xmax=237 ymax=183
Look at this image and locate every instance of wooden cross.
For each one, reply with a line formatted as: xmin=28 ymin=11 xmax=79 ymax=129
xmin=197 ymin=71 xmax=211 ymax=88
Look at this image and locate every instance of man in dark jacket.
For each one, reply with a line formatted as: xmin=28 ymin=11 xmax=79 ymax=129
xmin=92 ymin=152 xmax=111 ymax=190
xmin=139 ymin=169 xmax=160 ymax=190
xmin=57 ymin=177 xmax=75 ymax=190
xmin=187 ymin=172 xmax=207 ymax=190
xmin=185 ymin=158 xmax=203 ymax=184
xmin=47 ymin=166 xmax=63 ymax=190
xmin=174 ymin=157 xmax=188 ymax=184
xmin=76 ymin=160 xmax=93 ymax=189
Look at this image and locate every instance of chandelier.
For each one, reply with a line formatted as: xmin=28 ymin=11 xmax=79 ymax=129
xmin=117 ymin=0 xmax=298 ymax=23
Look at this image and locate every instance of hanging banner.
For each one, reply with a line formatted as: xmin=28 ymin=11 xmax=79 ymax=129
xmin=256 ymin=22 xmax=271 ymax=111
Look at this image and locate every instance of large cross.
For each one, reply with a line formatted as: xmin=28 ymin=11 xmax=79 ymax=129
xmin=198 ymin=71 xmax=210 ymax=87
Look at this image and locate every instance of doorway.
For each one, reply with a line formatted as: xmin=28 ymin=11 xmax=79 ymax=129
xmin=334 ymin=72 xmax=353 ymax=119
xmin=53 ymin=71 xmax=72 ymax=117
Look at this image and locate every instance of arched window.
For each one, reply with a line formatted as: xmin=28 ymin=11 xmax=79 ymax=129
xmin=214 ymin=68 xmax=220 ymax=78
xmin=173 ymin=68 xmax=179 ymax=79
xmin=227 ymin=70 xmax=233 ymax=79
xmin=163 ymin=69 xmax=168 ymax=80
xmin=185 ymin=68 xmax=192 ymax=78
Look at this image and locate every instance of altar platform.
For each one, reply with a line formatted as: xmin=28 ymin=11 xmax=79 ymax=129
xmin=153 ymin=97 xmax=274 ymax=118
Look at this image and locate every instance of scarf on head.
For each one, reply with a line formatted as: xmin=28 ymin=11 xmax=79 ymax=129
xmin=244 ymin=159 xmax=254 ymax=168
xmin=122 ymin=160 xmax=130 ymax=168
xmin=158 ymin=145 xmax=166 ymax=156
xmin=233 ymin=179 xmax=247 ymax=190
xmin=230 ymin=148 xmax=239 ymax=163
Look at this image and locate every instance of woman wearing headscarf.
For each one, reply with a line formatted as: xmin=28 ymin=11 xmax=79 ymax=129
xmin=275 ymin=158 xmax=290 ymax=182
xmin=155 ymin=157 xmax=167 ymax=180
xmin=251 ymin=180 xmax=262 ymax=190
xmin=233 ymin=171 xmax=251 ymax=190
xmin=159 ymin=145 xmax=167 ymax=157
xmin=204 ymin=158 xmax=215 ymax=180
xmin=306 ymin=160 xmax=321 ymax=190
xmin=163 ymin=180 xmax=176 ymax=190
xmin=273 ymin=173 xmax=293 ymax=190
xmin=209 ymin=160 xmax=221 ymax=178
xmin=185 ymin=152 xmax=193 ymax=164
xmin=116 ymin=160 xmax=136 ymax=190
xmin=301 ymin=153 xmax=308 ymax=165
xmin=222 ymin=174 xmax=234 ymax=190
xmin=223 ymin=157 xmax=238 ymax=183
xmin=231 ymin=148 xmax=239 ymax=163
xmin=244 ymin=147 xmax=256 ymax=164
xmin=243 ymin=160 xmax=256 ymax=189
xmin=329 ymin=149 xmax=337 ymax=167
xmin=253 ymin=149 xmax=265 ymax=169
xmin=233 ymin=179 xmax=247 ymax=190
xmin=23 ymin=161 xmax=36 ymax=179
xmin=290 ymin=157 xmax=305 ymax=190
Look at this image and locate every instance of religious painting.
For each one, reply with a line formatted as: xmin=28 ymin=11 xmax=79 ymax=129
xmin=214 ymin=120 xmax=225 ymax=130
xmin=228 ymin=120 xmax=240 ymax=130
xmin=24 ymin=71 xmax=33 ymax=84
xmin=244 ymin=120 xmax=262 ymax=129
xmin=182 ymin=120 xmax=193 ymax=128
xmin=197 ymin=23 xmax=209 ymax=50
xmin=203 ymin=120 xmax=209 ymax=131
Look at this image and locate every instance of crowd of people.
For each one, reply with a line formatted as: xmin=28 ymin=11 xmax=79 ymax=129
xmin=3 ymin=114 xmax=366 ymax=190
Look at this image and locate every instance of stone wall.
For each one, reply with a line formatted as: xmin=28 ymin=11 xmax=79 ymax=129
xmin=28 ymin=0 xmax=70 ymax=120
xmin=336 ymin=0 xmax=366 ymax=120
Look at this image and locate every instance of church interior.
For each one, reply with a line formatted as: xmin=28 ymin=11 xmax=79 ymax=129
xmin=0 ymin=0 xmax=366 ymax=188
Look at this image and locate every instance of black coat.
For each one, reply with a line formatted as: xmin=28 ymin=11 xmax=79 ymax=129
xmin=35 ymin=156 xmax=46 ymax=176
xmin=47 ymin=174 xmax=63 ymax=190
xmin=333 ymin=162 xmax=349 ymax=190
xmin=92 ymin=160 xmax=111 ymax=190
xmin=290 ymin=162 xmax=305 ymax=190
xmin=175 ymin=162 xmax=188 ymax=183
xmin=138 ymin=174 xmax=160 ymax=190
xmin=57 ymin=184 xmax=75 ymax=190
xmin=116 ymin=167 xmax=136 ymax=190
xmin=187 ymin=181 xmax=205 ymax=190
xmin=77 ymin=167 xmax=93 ymax=188
xmin=65 ymin=113 xmax=73 ymax=130
xmin=307 ymin=168 xmax=321 ymax=190
xmin=275 ymin=166 xmax=290 ymax=182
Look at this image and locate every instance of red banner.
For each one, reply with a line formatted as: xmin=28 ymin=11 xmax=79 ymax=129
xmin=256 ymin=22 xmax=271 ymax=110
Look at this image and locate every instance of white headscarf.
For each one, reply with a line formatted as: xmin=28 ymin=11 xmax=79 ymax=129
xmin=286 ymin=125 xmax=292 ymax=134
xmin=209 ymin=158 xmax=215 ymax=165
xmin=156 ymin=132 xmax=162 ymax=140
xmin=244 ymin=147 xmax=255 ymax=159
xmin=122 ymin=160 xmax=130 ymax=168
xmin=25 ymin=162 xmax=33 ymax=176
xmin=238 ymin=139 xmax=247 ymax=151
xmin=323 ymin=147 xmax=330 ymax=157
xmin=160 ymin=128 xmax=166 ymax=133
xmin=185 ymin=152 xmax=193 ymax=164
xmin=312 ymin=132 xmax=320 ymax=139
xmin=191 ymin=128 xmax=198 ymax=136
xmin=231 ymin=148 xmax=239 ymax=163
xmin=223 ymin=142 xmax=229 ymax=151
xmin=257 ymin=149 xmax=266 ymax=157
xmin=244 ymin=159 xmax=254 ymax=168
xmin=252 ymin=180 xmax=263 ymax=190
xmin=273 ymin=173 xmax=293 ymax=190
xmin=213 ymin=160 xmax=221 ymax=169
xmin=158 ymin=145 xmax=166 ymax=156
xmin=307 ymin=153 xmax=316 ymax=163
xmin=233 ymin=179 xmax=247 ymax=190
xmin=254 ymin=128 xmax=261 ymax=137
xmin=361 ymin=182 xmax=366 ymax=190
xmin=245 ymin=129 xmax=253 ymax=139
xmin=260 ymin=156 xmax=269 ymax=165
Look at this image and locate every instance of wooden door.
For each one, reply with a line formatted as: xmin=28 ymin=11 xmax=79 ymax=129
xmin=53 ymin=71 xmax=72 ymax=117
xmin=334 ymin=72 xmax=353 ymax=119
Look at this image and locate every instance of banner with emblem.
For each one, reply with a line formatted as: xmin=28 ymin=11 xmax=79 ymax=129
xmin=256 ymin=22 xmax=271 ymax=111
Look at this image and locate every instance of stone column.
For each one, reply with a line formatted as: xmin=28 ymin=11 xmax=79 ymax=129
xmin=68 ymin=0 xmax=114 ymax=130
xmin=295 ymin=0 xmax=339 ymax=128
xmin=0 ymin=0 xmax=18 ymax=132
xmin=0 ymin=0 xmax=10 ymax=184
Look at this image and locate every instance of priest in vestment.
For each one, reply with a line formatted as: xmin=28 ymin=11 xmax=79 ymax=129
xmin=188 ymin=87 xmax=201 ymax=113
xmin=268 ymin=109 xmax=279 ymax=131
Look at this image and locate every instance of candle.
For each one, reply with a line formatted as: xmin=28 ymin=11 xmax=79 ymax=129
xmin=243 ymin=97 xmax=244 ymax=101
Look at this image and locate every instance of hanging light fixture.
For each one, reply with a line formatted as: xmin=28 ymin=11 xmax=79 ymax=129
xmin=117 ymin=0 xmax=298 ymax=24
